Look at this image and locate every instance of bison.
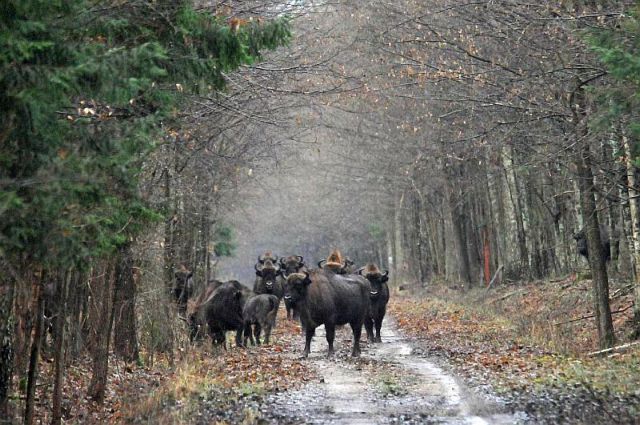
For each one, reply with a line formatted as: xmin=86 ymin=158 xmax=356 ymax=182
xmin=278 ymin=255 xmax=306 ymax=319
xmin=187 ymin=279 xmax=224 ymax=341
xmin=254 ymin=259 xmax=284 ymax=299
xmin=242 ymin=294 xmax=279 ymax=346
xmin=358 ymin=264 xmax=390 ymax=343
xmin=173 ymin=265 xmax=193 ymax=314
xmin=282 ymin=269 xmax=371 ymax=358
xmin=574 ymin=227 xmax=611 ymax=263
xmin=188 ymin=280 xmax=253 ymax=348
xmin=317 ymin=249 xmax=354 ymax=275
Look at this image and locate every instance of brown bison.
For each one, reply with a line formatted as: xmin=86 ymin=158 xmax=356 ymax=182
xmin=173 ymin=265 xmax=193 ymax=314
xmin=278 ymin=255 xmax=306 ymax=319
xmin=574 ymin=227 xmax=611 ymax=263
xmin=283 ymin=269 xmax=371 ymax=358
xmin=254 ymin=259 xmax=284 ymax=299
xmin=188 ymin=280 xmax=254 ymax=348
xmin=358 ymin=264 xmax=390 ymax=343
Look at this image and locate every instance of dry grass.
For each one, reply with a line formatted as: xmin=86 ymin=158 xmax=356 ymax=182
xmin=390 ymin=277 xmax=640 ymax=394
xmin=122 ymin=305 xmax=314 ymax=424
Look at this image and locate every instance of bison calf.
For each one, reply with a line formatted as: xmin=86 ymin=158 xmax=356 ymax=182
xmin=243 ymin=294 xmax=279 ymax=345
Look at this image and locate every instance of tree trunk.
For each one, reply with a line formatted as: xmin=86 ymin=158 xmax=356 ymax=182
xmin=576 ymin=143 xmax=615 ymax=349
xmin=51 ymin=270 xmax=70 ymax=425
xmin=503 ymin=147 xmax=529 ymax=276
xmin=449 ymin=180 xmax=472 ymax=287
xmin=393 ymin=191 xmax=405 ymax=282
xmin=622 ymin=130 xmax=640 ymax=337
xmin=0 ymin=273 xmax=15 ymax=420
xmin=113 ymin=243 xmax=139 ymax=362
xmin=24 ymin=281 xmax=44 ymax=425
xmin=87 ymin=264 xmax=115 ymax=403
xmin=163 ymin=167 xmax=177 ymax=295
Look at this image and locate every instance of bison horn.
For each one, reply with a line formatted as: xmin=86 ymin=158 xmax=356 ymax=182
xmin=297 ymin=255 xmax=304 ymax=263
xmin=355 ymin=267 xmax=365 ymax=275
xmin=318 ymin=259 xmax=326 ymax=268
xmin=255 ymin=262 xmax=263 ymax=272
xmin=282 ymin=270 xmax=290 ymax=280
xmin=382 ymin=270 xmax=389 ymax=277
xmin=279 ymin=257 xmax=287 ymax=267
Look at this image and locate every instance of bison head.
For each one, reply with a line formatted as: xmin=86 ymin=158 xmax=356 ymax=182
xmin=173 ymin=266 xmax=194 ymax=308
xmin=279 ymin=255 xmax=305 ymax=274
xmin=318 ymin=253 xmax=353 ymax=275
xmin=343 ymin=257 xmax=355 ymax=274
xmin=282 ymin=271 xmax=311 ymax=305
xmin=255 ymin=259 xmax=280 ymax=291
xmin=258 ymin=251 xmax=278 ymax=264
xmin=358 ymin=264 xmax=389 ymax=298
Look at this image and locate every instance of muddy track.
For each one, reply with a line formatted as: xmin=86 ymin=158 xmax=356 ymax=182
xmin=263 ymin=319 xmax=525 ymax=424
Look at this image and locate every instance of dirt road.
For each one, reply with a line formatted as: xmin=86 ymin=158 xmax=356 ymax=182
xmin=264 ymin=318 xmax=525 ymax=424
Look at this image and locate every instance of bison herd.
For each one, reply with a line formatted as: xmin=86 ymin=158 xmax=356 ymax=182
xmin=183 ymin=249 xmax=390 ymax=357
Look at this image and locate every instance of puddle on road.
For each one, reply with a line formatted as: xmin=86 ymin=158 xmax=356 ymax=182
xmin=267 ymin=319 xmax=525 ymax=424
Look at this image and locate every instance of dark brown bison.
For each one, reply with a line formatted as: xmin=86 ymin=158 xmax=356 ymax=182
xmin=188 ymin=280 xmax=253 ymax=348
xmin=282 ymin=269 xmax=371 ymax=357
xmin=278 ymin=255 xmax=306 ymax=319
xmin=254 ymin=259 xmax=283 ymax=299
xmin=173 ymin=265 xmax=193 ymax=314
xmin=574 ymin=227 xmax=611 ymax=263
xmin=358 ymin=264 xmax=390 ymax=343
xmin=242 ymin=294 xmax=279 ymax=345
xmin=187 ymin=279 xmax=224 ymax=341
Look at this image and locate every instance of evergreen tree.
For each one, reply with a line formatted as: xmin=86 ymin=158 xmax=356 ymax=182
xmin=0 ymin=0 xmax=290 ymax=416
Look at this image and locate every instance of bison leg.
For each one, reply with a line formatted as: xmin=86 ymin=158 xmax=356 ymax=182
xmin=211 ymin=328 xmax=226 ymax=351
xmin=325 ymin=324 xmax=336 ymax=357
xmin=375 ymin=313 xmax=385 ymax=343
xmin=243 ymin=322 xmax=252 ymax=346
xmin=235 ymin=327 xmax=245 ymax=348
xmin=254 ymin=323 xmax=262 ymax=345
xmin=303 ymin=327 xmax=315 ymax=358
xmin=364 ymin=315 xmax=374 ymax=343
xmin=350 ymin=321 xmax=363 ymax=357
xmin=263 ymin=323 xmax=272 ymax=345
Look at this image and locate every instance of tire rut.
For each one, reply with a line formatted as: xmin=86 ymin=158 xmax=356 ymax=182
xmin=265 ymin=318 xmax=526 ymax=424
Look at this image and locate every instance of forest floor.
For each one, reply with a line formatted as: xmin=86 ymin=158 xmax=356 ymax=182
xmin=386 ymin=276 xmax=640 ymax=424
xmin=29 ymin=275 xmax=640 ymax=424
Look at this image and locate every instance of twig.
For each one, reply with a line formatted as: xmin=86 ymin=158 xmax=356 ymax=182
xmin=489 ymin=289 xmax=527 ymax=303
xmin=587 ymin=341 xmax=640 ymax=357
xmin=610 ymin=284 xmax=634 ymax=300
xmin=553 ymin=303 xmax=634 ymax=326
xmin=486 ymin=265 xmax=504 ymax=290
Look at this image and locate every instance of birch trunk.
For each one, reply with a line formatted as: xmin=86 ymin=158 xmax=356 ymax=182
xmin=622 ymin=132 xmax=640 ymax=336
